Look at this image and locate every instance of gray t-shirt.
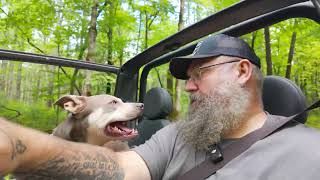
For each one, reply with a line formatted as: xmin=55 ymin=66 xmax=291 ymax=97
xmin=133 ymin=115 xmax=320 ymax=180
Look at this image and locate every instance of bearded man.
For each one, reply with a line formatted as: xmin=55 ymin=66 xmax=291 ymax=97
xmin=1 ymin=34 xmax=320 ymax=180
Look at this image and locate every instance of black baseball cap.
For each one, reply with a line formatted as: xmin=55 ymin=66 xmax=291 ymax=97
xmin=169 ymin=34 xmax=261 ymax=79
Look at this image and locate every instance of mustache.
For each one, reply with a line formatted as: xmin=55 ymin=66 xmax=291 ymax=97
xmin=189 ymin=93 xmax=206 ymax=104
xmin=189 ymin=93 xmax=199 ymax=102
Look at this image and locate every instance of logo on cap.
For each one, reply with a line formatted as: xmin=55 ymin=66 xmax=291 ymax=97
xmin=192 ymin=41 xmax=203 ymax=56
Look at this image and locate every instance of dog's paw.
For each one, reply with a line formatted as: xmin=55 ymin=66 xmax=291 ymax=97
xmin=103 ymin=141 xmax=130 ymax=152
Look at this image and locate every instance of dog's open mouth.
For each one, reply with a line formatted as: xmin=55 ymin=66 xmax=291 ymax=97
xmin=105 ymin=121 xmax=138 ymax=138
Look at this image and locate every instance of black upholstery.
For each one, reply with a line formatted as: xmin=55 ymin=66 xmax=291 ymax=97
xmin=129 ymin=87 xmax=172 ymax=146
xmin=143 ymin=87 xmax=173 ymax=120
xmin=262 ymin=76 xmax=307 ymax=123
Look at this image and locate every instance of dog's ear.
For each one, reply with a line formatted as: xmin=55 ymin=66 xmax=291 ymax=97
xmin=54 ymin=95 xmax=87 ymax=114
xmin=52 ymin=116 xmax=74 ymax=140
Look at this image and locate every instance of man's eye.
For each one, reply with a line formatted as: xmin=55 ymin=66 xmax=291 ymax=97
xmin=110 ymin=100 xmax=118 ymax=104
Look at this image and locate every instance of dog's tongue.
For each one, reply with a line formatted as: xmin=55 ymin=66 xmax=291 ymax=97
xmin=114 ymin=122 xmax=133 ymax=133
xmin=105 ymin=121 xmax=138 ymax=137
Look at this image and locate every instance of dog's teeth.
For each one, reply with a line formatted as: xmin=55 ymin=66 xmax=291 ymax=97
xmin=112 ymin=126 xmax=121 ymax=133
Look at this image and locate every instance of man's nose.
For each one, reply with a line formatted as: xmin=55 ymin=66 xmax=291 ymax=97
xmin=185 ymin=79 xmax=199 ymax=93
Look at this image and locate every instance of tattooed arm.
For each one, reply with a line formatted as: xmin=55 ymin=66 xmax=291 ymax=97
xmin=0 ymin=118 xmax=151 ymax=180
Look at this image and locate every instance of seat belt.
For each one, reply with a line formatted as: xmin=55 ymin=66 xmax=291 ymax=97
xmin=177 ymin=100 xmax=320 ymax=180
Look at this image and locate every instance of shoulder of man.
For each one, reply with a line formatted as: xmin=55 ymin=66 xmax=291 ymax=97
xmin=266 ymin=114 xmax=320 ymax=145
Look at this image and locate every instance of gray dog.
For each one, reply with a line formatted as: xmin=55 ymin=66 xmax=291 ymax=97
xmin=13 ymin=95 xmax=143 ymax=179
xmin=52 ymin=94 xmax=144 ymax=148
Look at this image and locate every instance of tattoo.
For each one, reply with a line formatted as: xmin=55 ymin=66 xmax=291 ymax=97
xmin=11 ymin=140 xmax=27 ymax=160
xmin=0 ymin=127 xmax=27 ymax=160
xmin=15 ymin=150 xmax=125 ymax=180
xmin=16 ymin=140 xmax=27 ymax=154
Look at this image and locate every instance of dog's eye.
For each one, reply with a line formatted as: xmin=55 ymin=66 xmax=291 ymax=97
xmin=110 ymin=100 xmax=118 ymax=104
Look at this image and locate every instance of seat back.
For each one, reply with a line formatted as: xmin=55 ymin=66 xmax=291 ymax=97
xmin=129 ymin=87 xmax=172 ymax=146
xmin=262 ymin=76 xmax=307 ymax=123
xmin=143 ymin=87 xmax=173 ymax=120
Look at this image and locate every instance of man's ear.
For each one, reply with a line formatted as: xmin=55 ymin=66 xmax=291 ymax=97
xmin=236 ymin=59 xmax=253 ymax=86
xmin=54 ymin=95 xmax=87 ymax=114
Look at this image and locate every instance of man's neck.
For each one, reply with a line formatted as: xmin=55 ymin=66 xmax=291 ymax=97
xmin=223 ymin=109 xmax=267 ymax=139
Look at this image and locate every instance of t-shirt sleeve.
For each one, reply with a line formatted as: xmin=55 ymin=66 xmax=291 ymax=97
xmin=132 ymin=124 xmax=177 ymax=180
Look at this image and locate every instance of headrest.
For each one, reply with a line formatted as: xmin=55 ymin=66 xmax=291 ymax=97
xmin=143 ymin=87 xmax=173 ymax=120
xmin=262 ymin=76 xmax=307 ymax=123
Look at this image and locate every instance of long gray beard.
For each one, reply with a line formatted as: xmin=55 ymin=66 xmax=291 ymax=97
xmin=177 ymin=81 xmax=250 ymax=151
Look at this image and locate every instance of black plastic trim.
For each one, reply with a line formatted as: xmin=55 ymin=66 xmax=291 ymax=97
xmin=138 ymin=1 xmax=320 ymax=101
xmin=121 ymin=0 xmax=309 ymax=76
xmin=0 ymin=49 xmax=119 ymax=74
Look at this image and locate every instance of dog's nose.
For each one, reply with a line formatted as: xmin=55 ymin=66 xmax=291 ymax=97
xmin=137 ymin=103 xmax=144 ymax=109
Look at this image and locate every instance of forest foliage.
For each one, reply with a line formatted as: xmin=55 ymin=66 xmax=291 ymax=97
xmin=0 ymin=0 xmax=319 ymax=131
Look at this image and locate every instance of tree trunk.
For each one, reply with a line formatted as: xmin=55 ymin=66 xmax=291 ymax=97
xmin=195 ymin=3 xmax=201 ymax=22
xmin=25 ymin=69 xmax=33 ymax=104
xmin=70 ymin=34 xmax=87 ymax=95
xmin=87 ymin=0 xmax=99 ymax=59
xmin=178 ymin=0 xmax=185 ymax=31
xmin=6 ymin=62 xmax=15 ymax=98
xmin=15 ymin=62 xmax=22 ymax=100
xmin=107 ymin=1 xmax=116 ymax=65
xmin=34 ymin=70 xmax=41 ymax=103
xmin=264 ymin=27 xmax=272 ymax=75
xmin=187 ymin=0 xmax=191 ymax=24
xmin=107 ymin=27 xmax=114 ymax=65
xmin=0 ymin=61 xmax=8 ymax=92
xmin=166 ymin=72 xmax=173 ymax=96
xmin=144 ymin=9 xmax=159 ymax=50
xmin=46 ymin=65 xmax=55 ymax=107
xmin=83 ymin=0 xmax=99 ymax=96
xmin=144 ymin=12 xmax=149 ymax=49
xmin=119 ymin=47 xmax=124 ymax=66
xmin=70 ymin=69 xmax=80 ymax=95
xmin=136 ymin=12 xmax=142 ymax=53
xmin=251 ymin=31 xmax=257 ymax=49
xmin=285 ymin=31 xmax=297 ymax=79
xmin=170 ymin=0 xmax=185 ymax=120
